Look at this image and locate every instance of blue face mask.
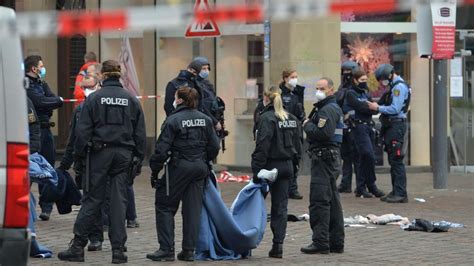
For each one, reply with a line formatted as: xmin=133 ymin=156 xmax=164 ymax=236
xmin=39 ymin=67 xmax=46 ymax=79
xmin=199 ymin=70 xmax=209 ymax=79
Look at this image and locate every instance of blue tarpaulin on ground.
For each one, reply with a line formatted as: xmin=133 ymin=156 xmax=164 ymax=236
xmin=195 ymin=175 xmax=267 ymax=260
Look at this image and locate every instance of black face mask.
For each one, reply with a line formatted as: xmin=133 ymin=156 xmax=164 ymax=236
xmin=343 ymin=73 xmax=352 ymax=83
xmin=358 ymin=82 xmax=368 ymax=90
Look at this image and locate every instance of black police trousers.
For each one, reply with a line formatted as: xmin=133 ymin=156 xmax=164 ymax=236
xmin=339 ymin=128 xmax=358 ymax=190
xmin=383 ymin=121 xmax=408 ymax=198
xmin=38 ymin=127 xmax=55 ymax=214
xmin=266 ymin=159 xmax=293 ymax=244
xmin=154 ymin=159 xmax=208 ymax=251
xmin=309 ymin=149 xmax=344 ymax=249
xmin=73 ymin=147 xmax=132 ymax=250
xmin=352 ymin=124 xmax=378 ymax=193
xmin=288 ymin=160 xmax=300 ymax=195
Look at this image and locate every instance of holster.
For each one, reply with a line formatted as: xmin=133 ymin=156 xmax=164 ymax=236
xmin=311 ymin=147 xmax=339 ymax=161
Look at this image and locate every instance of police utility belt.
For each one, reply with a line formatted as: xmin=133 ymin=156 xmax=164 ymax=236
xmin=309 ymin=147 xmax=339 ymax=160
xmin=87 ymin=141 xmax=133 ymax=153
xmin=354 ymin=119 xmax=375 ymax=126
xmin=380 ymin=115 xmax=406 ymax=126
xmin=40 ymin=121 xmax=55 ymax=129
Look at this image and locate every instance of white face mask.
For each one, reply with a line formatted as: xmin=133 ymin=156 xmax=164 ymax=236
xmin=84 ymin=88 xmax=96 ymax=97
xmin=382 ymin=80 xmax=390 ymax=86
xmin=288 ymin=78 xmax=298 ymax=87
xmin=172 ymin=100 xmax=178 ymax=109
xmin=315 ymin=90 xmax=327 ymax=101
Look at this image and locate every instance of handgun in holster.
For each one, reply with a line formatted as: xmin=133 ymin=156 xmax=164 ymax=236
xmin=127 ymin=156 xmax=142 ymax=186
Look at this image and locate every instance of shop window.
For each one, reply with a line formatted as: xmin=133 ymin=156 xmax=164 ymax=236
xmin=248 ymin=35 xmax=264 ymax=96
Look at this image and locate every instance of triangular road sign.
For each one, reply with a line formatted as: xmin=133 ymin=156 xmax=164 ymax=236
xmin=185 ymin=0 xmax=221 ymax=38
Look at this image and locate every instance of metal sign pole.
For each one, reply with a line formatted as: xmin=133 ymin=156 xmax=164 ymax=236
xmin=433 ymin=59 xmax=448 ymax=189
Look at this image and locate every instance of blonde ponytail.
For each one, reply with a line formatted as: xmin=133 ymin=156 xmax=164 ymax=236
xmin=264 ymin=86 xmax=288 ymax=121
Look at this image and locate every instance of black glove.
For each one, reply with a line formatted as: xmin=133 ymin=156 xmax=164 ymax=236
xmin=57 ymin=162 xmax=70 ymax=171
xmin=252 ymin=175 xmax=261 ymax=184
xmin=150 ymin=171 xmax=158 ymax=189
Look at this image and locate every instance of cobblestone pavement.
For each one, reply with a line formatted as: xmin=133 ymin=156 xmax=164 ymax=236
xmin=31 ymin=169 xmax=474 ymax=265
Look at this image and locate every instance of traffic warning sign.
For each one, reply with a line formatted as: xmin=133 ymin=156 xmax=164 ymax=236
xmin=185 ymin=0 xmax=221 ymax=38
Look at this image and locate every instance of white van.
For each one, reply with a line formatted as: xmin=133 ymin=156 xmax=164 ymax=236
xmin=0 ymin=6 xmax=30 ymax=266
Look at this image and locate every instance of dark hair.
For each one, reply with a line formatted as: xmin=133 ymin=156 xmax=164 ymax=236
xmin=24 ymin=55 xmax=42 ymax=73
xmin=319 ymin=77 xmax=335 ymax=88
xmin=101 ymin=60 xmax=121 ymax=79
xmin=352 ymin=70 xmax=367 ymax=85
xmin=176 ymin=87 xmax=199 ymax=109
xmin=84 ymin=52 xmax=97 ymax=62
xmin=280 ymin=69 xmax=296 ymax=86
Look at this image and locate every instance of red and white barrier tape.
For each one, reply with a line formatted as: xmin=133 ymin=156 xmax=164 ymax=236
xmin=1 ymin=0 xmax=473 ymax=38
xmin=61 ymin=95 xmax=160 ymax=103
xmin=217 ymin=171 xmax=251 ymax=183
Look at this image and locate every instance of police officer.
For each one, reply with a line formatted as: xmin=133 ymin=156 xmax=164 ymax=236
xmin=254 ymin=70 xmax=305 ymax=200
xmin=58 ymin=60 xmax=146 ymax=264
xmin=345 ymin=70 xmax=385 ymax=198
xmin=252 ymin=85 xmax=301 ymax=259
xmin=58 ymin=63 xmax=105 ymax=252
xmin=368 ymin=64 xmax=410 ymax=203
xmin=24 ymin=55 xmax=64 ymax=221
xmin=300 ymin=77 xmax=344 ymax=255
xmin=335 ymin=61 xmax=360 ymax=193
xmin=147 ymin=87 xmax=220 ymax=262
xmin=193 ymin=56 xmax=222 ymax=132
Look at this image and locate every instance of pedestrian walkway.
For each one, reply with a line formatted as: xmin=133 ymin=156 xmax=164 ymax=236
xmin=31 ymin=170 xmax=474 ymax=265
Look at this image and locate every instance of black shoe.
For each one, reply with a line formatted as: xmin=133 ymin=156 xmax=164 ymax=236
xmin=58 ymin=240 xmax=85 ymax=262
xmin=146 ymin=249 xmax=175 ymax=261
xmin=289 ymin=191 xmax=303 ymax=200
xmin=369 ymin=188 xmax=385 ymax=198
xmin=39 ymin=212 xmax=50 ymax=221
xmin=355 ymin=191 xmax=373 ymax=198
xmin=126 ymin=219 xmax=140 ymax=228
xmin=112 ymin=249 xmax=128 ymax=264
xmin=103 ymin=225 xmax=109 ymax=232
xmin=300 ymin=243 xmax=329 ymax=254
xmin=380 ymin=191 xmax=393 ymax=202
xmin=88 ymin=241 xmax=102 ymax=251
xmin=268 ymin=243 xmax=283 ymax=258
xmin=330 ymin=246 xmax=344 ymax=253
xmin=385 ymin=195 xmax=408 ymax=203
xmin=177 ymin=250 xmax=195 ymax=261
xmin=337 ymin=186 xmax=352 ymax=193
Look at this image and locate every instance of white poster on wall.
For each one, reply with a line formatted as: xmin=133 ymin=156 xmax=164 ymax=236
xmin=450 ymin=76 xmax=463 ymax=97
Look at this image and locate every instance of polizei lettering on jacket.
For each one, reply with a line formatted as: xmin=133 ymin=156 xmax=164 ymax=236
xmin=100 ymin=97 xmax=129 ymax=106
xmin=278 ymin=120 xmax=297 ymax=128
xmin=182 ymin=119 xmax=206 ymax=128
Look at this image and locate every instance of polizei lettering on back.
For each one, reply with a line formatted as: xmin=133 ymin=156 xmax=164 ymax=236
xmin=278 ymin=120 xmax=297 ymax=128
xmin=182 ymin=119 xmax=206 ymax=128
xmin=101 ymin=97 xmax=129 ymax=106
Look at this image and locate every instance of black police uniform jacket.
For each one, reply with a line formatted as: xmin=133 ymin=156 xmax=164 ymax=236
xmin=344 ymin=85 xmax=377 ymax=122
xmin=27 ymin=97 xmax=41 ymax=154
xmin=251 ymin=104 xmax=302 ymax=177
xmin=304 ymin=96 xmax=343 ymax=150
xmin=74 ymin=78 xmax=146 ymax=160
xmin=149 ymin=105 xmax=220 ymax=172
xmin=60 ymin=103 xmax=83 ymax=170
xmin=25 ymin=75 xmax=63 ymax=122
xmin=164 ymin=70 xmax=216 ymax=125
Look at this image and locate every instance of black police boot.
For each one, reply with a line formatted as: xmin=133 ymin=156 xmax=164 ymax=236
xmin=58 ymin=240 xmax=85 ymax=262
xmin=337 ymin=185 xmax=352 ymax=193
xmin=330 ymin=246 xmax=344 ymax=253
xmin=268 ymin=243 xmax=283 ymax=258
xmin=300 ymin=243 xmax=329 ymax=254
xmin=289 ymin=191 xmax=303 ymax=200
xmin=112 ymin=248 xmax=128 ymax=264
xmin=385 ymin=195 xmax=408 ymax=203
xmin=355 ymin=190 xmax=373 ymax=198
xmin=380 ymin=191 xmax=393 ymax=202
xmin=177 ymin=250 xmax=195 ymax=261
xmin=126 ymin=219 xmax=140 ymax=228
xmin=146 ymin=249 xmax=175 ymax=261
xmin=39 ymin=212 xmax=50 ymax=221
xmin=87 ymin=241 xmax=102 ymax=251
xmin=369 ymin=188 xmax=385 ymax=198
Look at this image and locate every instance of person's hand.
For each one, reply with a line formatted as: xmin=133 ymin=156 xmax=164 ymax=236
xmin=215 ymin=123 xmax=222 ymax=131
xmin=150 ymin=171 xmax=158 ymax=188
xmin=367 ymin=101 xmax=379 ymax=111
xmin=303 ymin=119 xmax=310 ymax=127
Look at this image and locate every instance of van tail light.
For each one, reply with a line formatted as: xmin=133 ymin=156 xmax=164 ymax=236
xmin=4 ymin=143 xmax=30 ymax=228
